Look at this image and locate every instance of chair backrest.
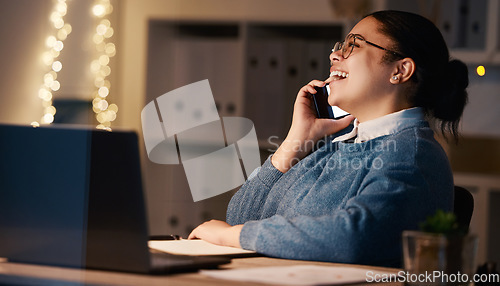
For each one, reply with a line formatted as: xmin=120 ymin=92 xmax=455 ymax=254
xmin=454 ymin=186 xmax=474 ymax=232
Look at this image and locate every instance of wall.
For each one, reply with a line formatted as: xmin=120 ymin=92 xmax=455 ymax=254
xmin=0 ymin=0 xmax=49 ymax=124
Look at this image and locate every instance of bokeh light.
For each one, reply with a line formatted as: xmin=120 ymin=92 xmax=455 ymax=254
xmin=477 ymin=65 xmax=485 ymax=77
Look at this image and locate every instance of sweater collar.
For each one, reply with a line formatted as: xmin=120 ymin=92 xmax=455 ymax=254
xmin=333 ymin=107 xmax=425 ymax=143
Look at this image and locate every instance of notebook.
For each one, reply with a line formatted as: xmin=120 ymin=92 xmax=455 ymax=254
xmin=149 ymin=239 xmax=256 ymax=257
xmin=0 ymin=124 xmax=230 ymax=274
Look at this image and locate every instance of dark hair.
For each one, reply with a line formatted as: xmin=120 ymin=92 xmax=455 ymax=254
xmin=366 ymin=10 xmax=468 ymax=141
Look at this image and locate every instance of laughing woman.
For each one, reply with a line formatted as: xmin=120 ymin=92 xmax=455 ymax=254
xmin=188 ymin=10 xmax=468 ymax=267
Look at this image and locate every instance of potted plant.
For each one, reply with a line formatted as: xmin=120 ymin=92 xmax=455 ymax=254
xmin=403 ymin=210 xmax=478 ymax=285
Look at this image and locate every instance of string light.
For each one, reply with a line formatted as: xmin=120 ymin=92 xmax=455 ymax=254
xmin=91 ymin=0 xmax=117 ymax=131
xmin=34 ymin=0 xmax=72 ymax=126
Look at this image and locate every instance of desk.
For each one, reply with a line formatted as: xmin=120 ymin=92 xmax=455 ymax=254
xmin=0 ymin=257 xmax=402 ymax=285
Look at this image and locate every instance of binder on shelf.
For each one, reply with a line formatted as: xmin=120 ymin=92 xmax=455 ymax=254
xmin=284 ymin=39 xmax=305 ymax=127
xmin=465 ymin=0 xmax=487 ymax=50
xmin=303 ymin=41 xmax=330 ymax=82
xmin=244 ymin=40 xmax=287 ymax=142
xmin=437 ymin=0 xmax=466 ymax=49
xmin=172 ymin=39 xmax=243 ymax=117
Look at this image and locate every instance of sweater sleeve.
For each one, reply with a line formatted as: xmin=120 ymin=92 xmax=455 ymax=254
xmin=238 ymin=158 xmax=453 ymax=267
xmin=226 ymin=157 xmax=284 ymax=225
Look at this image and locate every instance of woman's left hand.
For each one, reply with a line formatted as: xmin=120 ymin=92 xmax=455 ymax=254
xmin=188 ymin=220 xmax=243 ymax=248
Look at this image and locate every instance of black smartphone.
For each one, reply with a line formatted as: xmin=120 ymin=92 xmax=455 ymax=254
xmin=312 ymin=86 xmax=349 ymax=119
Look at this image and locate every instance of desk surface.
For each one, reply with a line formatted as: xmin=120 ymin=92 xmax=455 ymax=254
xmin=0 ymin=256 xmax=402 ymax=285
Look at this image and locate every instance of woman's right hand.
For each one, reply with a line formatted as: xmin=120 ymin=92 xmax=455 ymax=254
xmin=271 ymin=80 xmax=354 ymax=173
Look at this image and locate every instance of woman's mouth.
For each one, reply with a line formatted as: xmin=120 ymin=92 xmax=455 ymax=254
xmin=329 ymin=70 xmax=349 ymax=80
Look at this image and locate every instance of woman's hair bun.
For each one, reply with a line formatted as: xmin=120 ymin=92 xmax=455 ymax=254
xmin=446 ymin=59 xmax=469 ymax=91
xmin=432 ymin=59 xmax=469 ymax=136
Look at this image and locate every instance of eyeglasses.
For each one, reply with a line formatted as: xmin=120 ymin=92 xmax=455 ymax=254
xmin=332 ymin=33 xmax=405 ymax=59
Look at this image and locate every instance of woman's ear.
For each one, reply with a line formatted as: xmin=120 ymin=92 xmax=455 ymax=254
xmin=390 ymin=58 xmax=415 ymax=84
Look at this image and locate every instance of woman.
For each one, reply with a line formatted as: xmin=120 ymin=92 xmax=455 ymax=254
xmin=188 ymin=10 xmax=468 ymax=267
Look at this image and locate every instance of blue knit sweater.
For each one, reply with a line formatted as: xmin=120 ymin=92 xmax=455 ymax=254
xmin=226 ymin=120 xmax=453 ymax=267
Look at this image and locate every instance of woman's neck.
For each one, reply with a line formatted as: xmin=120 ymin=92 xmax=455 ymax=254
xmin=350 ymin=95 xmax=412 ymax=124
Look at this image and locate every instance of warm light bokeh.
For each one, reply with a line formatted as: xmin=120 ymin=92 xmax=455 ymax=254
xmin=476 ymin=65 xmax=485 ymax=77
xmin=91 ymin=0 xmax=117 ymax=131
xmin=36 ymin=0 xmax=72 ymax=125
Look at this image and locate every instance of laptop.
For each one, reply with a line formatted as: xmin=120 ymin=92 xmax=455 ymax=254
xmin=0 ymin=124 xmax=230 ymax=274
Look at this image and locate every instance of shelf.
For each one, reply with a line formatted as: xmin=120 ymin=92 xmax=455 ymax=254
xmin=384 ymin=0 xmax=500 ymax=65
xmin=450 ymin=50 xmax=500 ymax=65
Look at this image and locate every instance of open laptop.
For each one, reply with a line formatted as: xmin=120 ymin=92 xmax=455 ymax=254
xmin=0 ymin=124 xmax=230 ymax=274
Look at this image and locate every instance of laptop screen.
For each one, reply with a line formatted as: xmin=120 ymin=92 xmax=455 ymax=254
xmin=0 ymin=124 xmax=91 ymax=267
xmin=0 ymin=124 xmax=151 ymax=272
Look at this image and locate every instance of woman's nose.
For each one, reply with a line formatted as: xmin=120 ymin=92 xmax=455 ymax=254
xmin=329 ymin=49 xmax=341 ymax=64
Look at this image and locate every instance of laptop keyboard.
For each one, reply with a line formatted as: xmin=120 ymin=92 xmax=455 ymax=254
xmin=148 ymin=249 xmax=230 ymax=273
xmin=150 ymin=250 xmax=194 ymax=267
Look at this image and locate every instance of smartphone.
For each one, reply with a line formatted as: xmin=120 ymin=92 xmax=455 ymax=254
xmin=312 ymin=85 xmax=349 ymax=119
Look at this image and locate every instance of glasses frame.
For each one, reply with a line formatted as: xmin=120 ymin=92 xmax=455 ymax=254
xmin=333 ymin=33 xmax=406 ymax=59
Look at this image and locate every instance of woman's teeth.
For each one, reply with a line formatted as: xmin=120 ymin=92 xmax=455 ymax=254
xmin=330 ymin=71 xmax=349 ymax=79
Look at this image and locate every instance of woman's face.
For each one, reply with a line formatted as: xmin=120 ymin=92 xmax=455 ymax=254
xmin=328 ymin=16 xmax=399 ymax=121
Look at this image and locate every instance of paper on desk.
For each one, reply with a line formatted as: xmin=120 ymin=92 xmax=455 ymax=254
xmin=201 ymin=265 xmax=396 ymax=285
xmin=148 ymin=239 xmax=256 ymax=256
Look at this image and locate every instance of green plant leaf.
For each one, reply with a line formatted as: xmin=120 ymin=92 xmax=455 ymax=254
xmin=419 ymin=209 xmax=465 ymax=236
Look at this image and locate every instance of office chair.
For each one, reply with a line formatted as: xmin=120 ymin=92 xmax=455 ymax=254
xmin=454 ymin=186 xmax=474 ymax=232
